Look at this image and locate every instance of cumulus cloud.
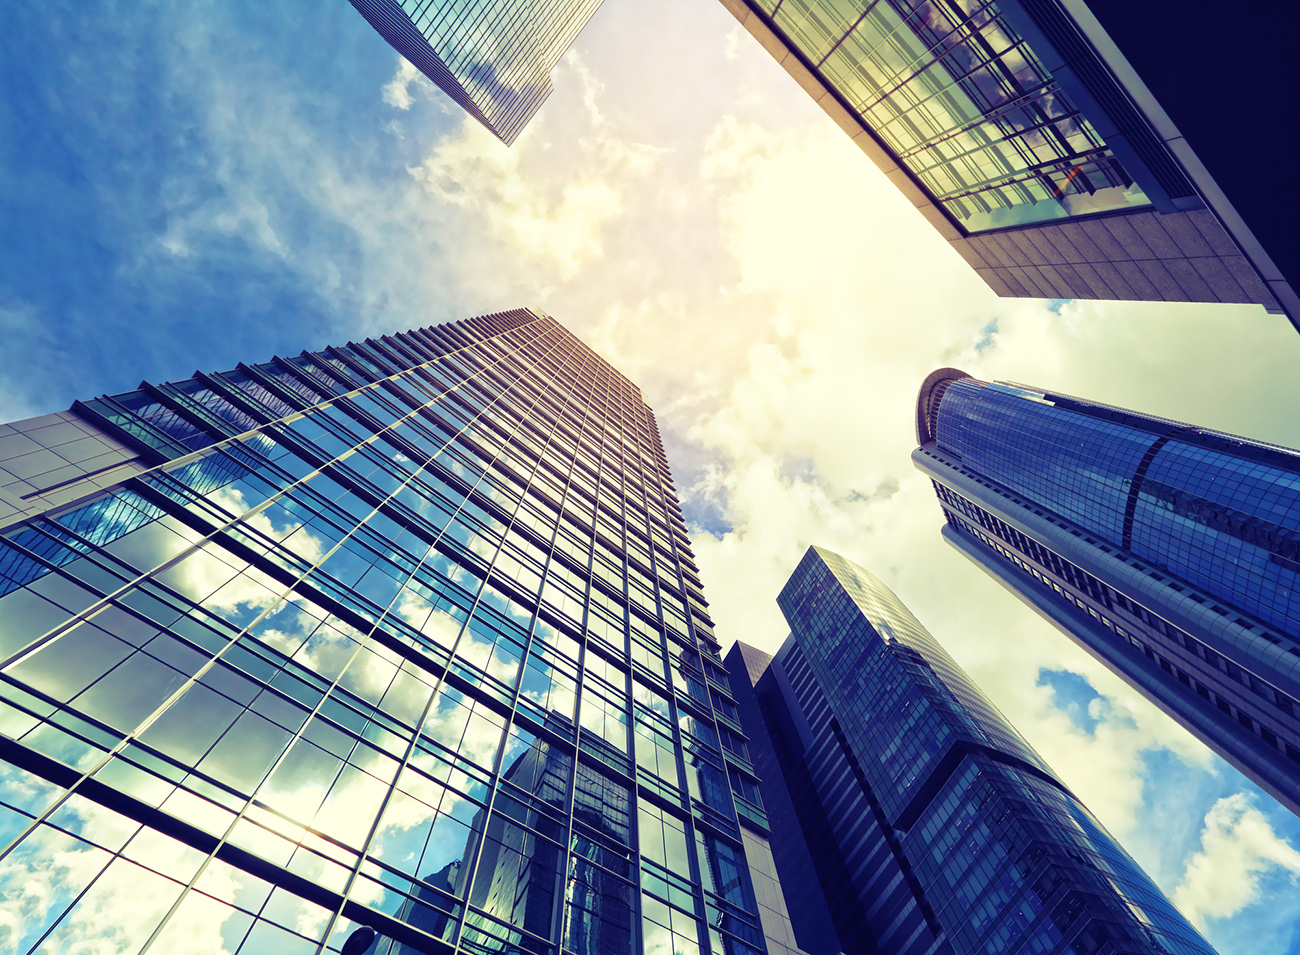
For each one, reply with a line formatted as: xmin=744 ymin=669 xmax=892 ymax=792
xmin=11 ymin=0 xmax=1300 ymax=951
xmin=1173 ymin=794 xmax=1300 ymax=929
xmin=382 ymin=57 xmax=423 ymax=110
xmin=0 ymin=791 xmax=244 ymax=955
xmin=658 ymin=85 xmax=1290 ymax=840
xmin=406 ymin=53 xmax=666 ymax=281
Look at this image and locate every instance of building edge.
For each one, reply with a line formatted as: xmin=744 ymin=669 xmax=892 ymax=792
xmin=717 ymin=0 xmax=1299 ymax=330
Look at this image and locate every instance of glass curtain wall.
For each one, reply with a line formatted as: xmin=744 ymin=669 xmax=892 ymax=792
xmin=0 ymin=309 xmax=768 ymax=955
xmin=775 ymin=547 xmax=1219 ymax=955
xmin=748 ymin=0 xmax=1151 ymax=230
xmin=351 ymin=0 xmax=607 ymax=145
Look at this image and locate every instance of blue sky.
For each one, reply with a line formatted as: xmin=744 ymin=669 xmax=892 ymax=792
xmin=3 ymin=2 xmax=1300 ymax=953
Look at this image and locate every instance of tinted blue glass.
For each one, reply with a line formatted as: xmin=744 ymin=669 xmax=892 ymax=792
xmin=774 ymin=547 xmax=1217 ymax=955
xmin=0 ymin=311 xmax=764 ymax=955
xmin=936 ymin=376 xmax=1300 ymax=641
xmin=1134 ymin=439 xmax=1300 ymax=636
xmin=937 ymin=379 xmax=1155 ymax=544
xmin=349 ymin=0 xmax=607 ymax=144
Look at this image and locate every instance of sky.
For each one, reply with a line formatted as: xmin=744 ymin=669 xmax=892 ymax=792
xmin=2 ymin=1 xmax=1300 ymax=953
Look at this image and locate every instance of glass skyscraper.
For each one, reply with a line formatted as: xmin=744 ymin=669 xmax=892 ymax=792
xmin=729 ymin=545 xmax=1219 ymax=955
xmin=717 ymin=0 xmax=1297 ymax=326
xmin=914 ymin=368 xmax=1300 ymax=818
xmin=347 ymin=0 xmax=606 ymax=145
xmin=0 ymin=309 xmax=790 ymax=955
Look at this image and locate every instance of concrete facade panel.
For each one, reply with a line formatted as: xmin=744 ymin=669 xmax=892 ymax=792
xmin=1070 ymin=261 xmax=1117 ymax=299
xmin=1223 ymin=256 xmax=1276 ymax=302
xmin=1033 ymin=264 xmax=1068 ymax=297
xmin=987 ymin=233 xmax=1030 ymax=267
xmin=1183 ymin=257 xmax=1250 ymax=303
xmin=1156 ymin=213 xmax=1217 ymax=257
xmin=1077 ymin=220 xmax=1128 ymax=260
xmin=1161 ymin=257 xmax=1219 ymax=302
xmin=1042 ymin=263 xmax=1091 ymax=299
xmin=11 ymin=412 xmax=65 ymax=431
xmin=968 ymin=235 xmax=1012 ymax=269
xmin=0 ymin=433 xmax=42 ymax=462
xmin=25 ymin=464 xmax=83 ymax=490
xmin=1128 ymin=214 xmax=1183 ymax=259
xmin=1133 ymin=259 xmax=1188 ymax=300
xmin=1093 ymin=261 xmax=1145 ymax=298
xmin=1007 ymin=230 xmax=1049 ymax=266
xmin=22 ymin=421 xmax=85 ymax=448
xmin=1054 ymin=222 xmax=1106 ymax=262
xmin=1097 ymin=216 xmax=1157 ymax=260
xmin=1186 ymin=208 xmax=1243 ymax=257
xmin=1035 ymin=227 xmax=1086 ymax=265
xmin=4 ymin=449 xmax=67 ymax=480
xmin=1007 ymin=265 xmax=1052 ymax=298
xmin=948 ymin=238 xmax=990 ymax=270
xmin=0 ymin=409 xmax=146 ymax=531
xmin=975 ymin=268 xmax=1017 ymax=297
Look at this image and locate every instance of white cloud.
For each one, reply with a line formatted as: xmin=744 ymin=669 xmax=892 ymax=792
xmin=382 ymin=57 xmax=423 ymax=111
xmin=406 ymin=53 xmax=666 ymax=281
xmin=156 ymin=486 xmax=325 ymax=616
xmin=0 ymin=791 xmax=243 ymax=955
xmin=1173 ymin=794 xmax=1300 ymax=929
xmin=13 ymin=0 xmax=1300 ymax=950
xmin=643 ymin=92 xmax=1293 ymax=842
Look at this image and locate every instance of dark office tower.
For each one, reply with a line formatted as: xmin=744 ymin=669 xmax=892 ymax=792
xmin=0 ymin=308 xmax=791 ymax=955
xmin=913 ymin=369 xmax=1300 ymax=818
xmin=348 ymin=0 xmax=606 ymax=145
xmin=730 ymin=546 xmax=1219 ymax=955
xmin=719 ymin=0 xmax=1299 ymax=330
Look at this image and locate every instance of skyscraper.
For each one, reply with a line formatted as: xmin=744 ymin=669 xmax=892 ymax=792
xmin=0 ymin=309 xmax=792 ymax=955
xmin=718 ymin=0 xmax=1299 ymax=329
xmin=729 ymin=546 xmax=1219 ymax=955
xmin=348 ymin=0 xmax=606 ymax=145
xmin=913 ymin=368 xmax=1300 ymax=818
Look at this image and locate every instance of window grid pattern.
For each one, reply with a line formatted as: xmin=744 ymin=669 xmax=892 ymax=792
xmin=912 ymin=758 xmax=1215 ymax=955
xmin=350 ymin=0 xmax=607 ymax=145
xmin=0 ymin=310 xmax=766 ymax=955
xmin=934 ymin=478 xmax=1300 ymax=793
xmin=935 ymin=376 xmax=1300 ymax=650
xmin=757 ymin=0 xmax=1149 ymax=230
xmin=774 ymin=547 xmax=1217 ymax=955
xmin=766 ymin=639 xmax=945 ymax=953
xmin=1134 ymin=438 xmax=1300 ymax=640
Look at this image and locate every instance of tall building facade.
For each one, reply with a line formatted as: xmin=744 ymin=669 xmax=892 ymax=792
xmin=913 ymin=369 xmax=1300 ymax=817
xmin=718 ymin=0 xmax=1298 ymax=328
xmin=0 ymin=309 xmax=792 ymax=955
xmin=348 ymin=0 xmax=606 ymax=145
xmin=729 ymin=546 xmax=1219 ymax=955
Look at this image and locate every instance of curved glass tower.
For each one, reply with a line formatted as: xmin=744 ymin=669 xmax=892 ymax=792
xmin=914 ymin=369 xmax=1300 ymax=817
xmin=729 ymin=546 xmax=1218 ymax=955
